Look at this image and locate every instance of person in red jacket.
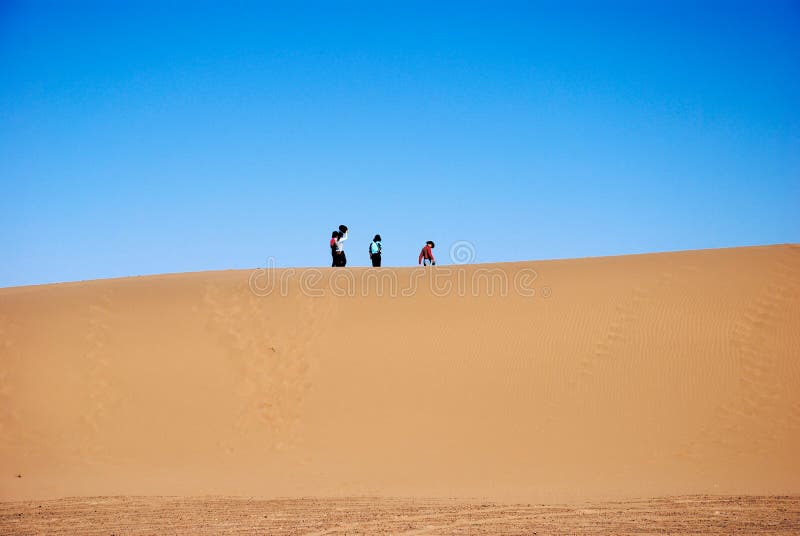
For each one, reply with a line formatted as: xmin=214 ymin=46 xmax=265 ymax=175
xmin=419 ymin=240 xmax=436 ymax=266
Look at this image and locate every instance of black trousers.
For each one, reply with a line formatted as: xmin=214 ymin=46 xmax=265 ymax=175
xmin=371 ymin=253 xmax=381 ymax=267
xmin=333 ymin=251 xmax=347 ymax=267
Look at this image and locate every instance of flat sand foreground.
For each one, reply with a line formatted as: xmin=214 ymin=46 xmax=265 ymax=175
xmin=1 ymin=245 xmax=799 ymax=512
xmin=1 ymin=495 xmax=799 ymax=534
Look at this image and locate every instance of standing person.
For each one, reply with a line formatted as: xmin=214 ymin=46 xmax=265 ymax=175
xmin=330 ymin=231 xmax=339 ymax=267
xmin=334 ymin=225 xmax=349 ymax=267
xmin=419 ymin=240 xmax=436 ymax=266
xmin=369 ymin=234 xmax=382 ymax=267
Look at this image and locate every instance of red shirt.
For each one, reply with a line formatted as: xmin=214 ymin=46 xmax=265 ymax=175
xmin=419 ymin=244 xmax=435 ymax=264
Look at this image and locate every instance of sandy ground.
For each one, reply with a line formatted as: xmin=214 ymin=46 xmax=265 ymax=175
xmin=1 ymin=495 xmax=799 ymax=534
xmin=1 ymin=244 xmax=799 ymax=530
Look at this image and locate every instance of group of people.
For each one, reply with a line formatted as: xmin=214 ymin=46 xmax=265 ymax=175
xmin=329 ymin=224 xmax=435 ymax=267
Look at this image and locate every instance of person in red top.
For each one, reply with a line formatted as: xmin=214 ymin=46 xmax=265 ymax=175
xmin=419 ymin=240 xmax=436 ymax=266
xmin=330 ymin=231 xmax=339 ymax=267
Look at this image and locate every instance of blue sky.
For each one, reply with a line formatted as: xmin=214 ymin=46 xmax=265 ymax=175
xmin=1 ymin=1 xmax=798 ymax=287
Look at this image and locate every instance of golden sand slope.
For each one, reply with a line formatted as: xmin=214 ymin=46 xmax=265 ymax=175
xmin=0 ymin=245 xmax=798 ymax=502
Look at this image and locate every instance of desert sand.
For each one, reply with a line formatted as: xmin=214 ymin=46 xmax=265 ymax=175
xmin=1 ymin=244 xmax=799 ymax=532
xmin=2 ymin=495 xmax=799 ymax=534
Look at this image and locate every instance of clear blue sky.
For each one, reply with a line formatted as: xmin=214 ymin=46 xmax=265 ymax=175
xmin=1 ymin=1 xmax=798 ymax=287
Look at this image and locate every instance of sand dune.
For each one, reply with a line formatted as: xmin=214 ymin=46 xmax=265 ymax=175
xmin=1 ymin=245 xmax=799 ymax=504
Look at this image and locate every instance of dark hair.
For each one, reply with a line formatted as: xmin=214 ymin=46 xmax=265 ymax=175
xmin=337 ymin=231 xmax=344 ymax=238
xmin=427 ymin=240 xmax=435 ymax=248
xmin=332 ymin=231 xmax=339 ymax=238
xmin=374 ymin=234 xmax=381 ymax=242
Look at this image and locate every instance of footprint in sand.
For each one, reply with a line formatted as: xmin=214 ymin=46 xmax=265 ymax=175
xmin=681 ymin=247 xmax=800 ymax=460
xmin=72 ymin=290 xmax=120 ymax=464
xmin=202 ymin=279 xmax=334 ymax=452
xmin=0 ymin=315 xmax=24 ymax=447
xmin=577 ymin=271 xmax=678 ymax=382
